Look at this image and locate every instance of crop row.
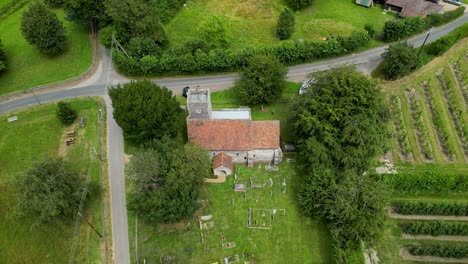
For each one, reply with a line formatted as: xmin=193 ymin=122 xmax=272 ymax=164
xmin=391 ymin=95 xmax=411 ymax=157
xmin=409 ymin=244 xmax=468 ymax=259
xmin=407 ymin=90 xmax=433 ymax=159
xmin=395 ymin=201 xmax=468 ymax=216
xmin=400 ymin=221 xmax=468 ymax=236
xmin=440 ymin=67 xmax=468 ymax=155
xmin=423 ymin=79 xmax=456 ymax=160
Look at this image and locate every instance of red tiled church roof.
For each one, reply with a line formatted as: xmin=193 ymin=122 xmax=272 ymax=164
xmin=213 ymin=152 xmax=233 ymax=170
xmin=187 ymin=119 xmax=280 ymax=151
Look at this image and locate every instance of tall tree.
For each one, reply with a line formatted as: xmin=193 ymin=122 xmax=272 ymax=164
xmin=381 ymin=41 xmax=419 ymax=80
xmin=21 ymin=2 xmax=66 ymax=56
xmin=235 ymin=54 xmax=287 ymax=105
xmin=127 ymin=143 xmax=210 ymax=223
xmin=15 ymin=159 xmax=83 ymax=225
xmin=0 ymin=38 xmax=6 ymax=72
xmin=291 ymin=66 xmax=389 ymax=174
xmin=64 ymin=0 xmax=105 ymax=25
xmin=108 ymin=80 xmax=180 ymax=145
xmin=56 ymin=101 xmax=78 ymax=125
xmin=275 ymin=8 xmax=295 ymax=40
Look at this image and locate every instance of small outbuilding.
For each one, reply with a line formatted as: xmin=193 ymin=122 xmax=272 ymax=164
xmin=213 ymin=152 xmax=233 ymax=176
xmin=355 ymin=0 xmax=373 ymax=7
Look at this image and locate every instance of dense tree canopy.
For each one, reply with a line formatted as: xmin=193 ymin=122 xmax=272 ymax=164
xmin=292 ymin=67 xmax=390 ymax=253
xmin=64 ymin=0 xmax=105 ymax=25
xmin=235 ymin=54 xmax=287 ymax=105
xmin=127 ymin=142 xmax=210 ymax=223
xmin=0 ymin=38 xmax=6 ymax=72
xmin=276 ymin=9 xmax=295 ymax=40
xmin=291 ymin=66 xmax=389 ymax=174
xmin=381 ymin=41 xmax=419 ymax=80
xmin=16 ymin=159 xmax=83 ymax=225
xmin=108 ymin=80 xmax=180 ymax=145
xmin=56 ymin=101 xmax=78 ymax=125
xmin=21 ymin=2 xmax=67 ymax=56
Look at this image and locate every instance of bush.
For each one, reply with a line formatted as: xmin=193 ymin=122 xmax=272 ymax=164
xmin=98 ymin=25 xmax=116 ymax=49
xmin=381 ymin=42 xmax=418 ymax=80
xmin=0 ymin=38 xmax=6 ymax=72
xmin=364 ymin=24 xmax=375 ymax=38
xmin=396 ymin=201 xmax=468 ymax=216
xmin=44 ymin=0 xmax=63 ymax=7
xmin=410 ymin=244 xmax=468 ymax=259
xmin=425 ymin=23 xmax=468 ymax=56
xmin=375 ymin=171 xmax=468 ymax=194
xmin=276 ymin=8 xmax=295 ymax=40
xmin=342 ymin=30 xmax=370 ymax=52
xmin=382 ymin=17 xmax=427 ymax=42
xmin=286 ymin=0 xmax=313 ymax=10
xmin=400 ymin=221 xmax=468 ymax=236
xmin=197 ymin=15 xmax=232 ymax=49
xmin=426 ymin=6 xmax=465 ymax=27
xmin=56 ymin=101 xmax=77 ymax=125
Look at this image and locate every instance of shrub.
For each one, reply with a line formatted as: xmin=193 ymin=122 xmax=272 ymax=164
xmin=276 ymin=8 xmax=295 ymax=40
xmin=197 ymin=15 xmax=232 ymax=49
xmin=286 ymin=0 xmax=313 ymax=10
xmin=426 ymin=6 xmax=465 ymax=27
xmin=0 ymin=38 xmax=6 ymax=72
xmin=381 ymin=42 xmax=418 ymax=80
xmin=425 ymin=23 xmax=468 ymax=56
xmin=400 ymin=221 xmax=468 ymax=236
xmin=383 ymin=17 xmax=427 ymax=42
xmin=44 ymin=0 xmax=63 ymax=7
xmin=56 ymin=101 xmax=77 ymax=125
xmin=364 ymin=24 xmax=375 ymax=38
xmin=396 ymin=201 xmax=468 ymax=216
xmin=410 ymin=244 xmax=468 ymax=259
xmin=342 ymin=30 xmax=370 ymax=52
xmin=98 ymin=25 xmax=116 ymax=49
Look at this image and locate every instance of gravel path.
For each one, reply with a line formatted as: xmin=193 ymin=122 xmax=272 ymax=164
xmin=387 ymin=208 xmax=468 ymax=221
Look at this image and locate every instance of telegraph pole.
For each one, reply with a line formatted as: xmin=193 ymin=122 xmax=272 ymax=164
xmin=418 ymin=27 xmax=434 ymax=57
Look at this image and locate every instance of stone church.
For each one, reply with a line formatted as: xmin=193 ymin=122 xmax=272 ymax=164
xmin=186 ymin=89 xmax=283 ymax=171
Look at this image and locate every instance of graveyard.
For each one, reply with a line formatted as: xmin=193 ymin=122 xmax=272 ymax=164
xmin=129 ymin=158 xmax=332 ymax=263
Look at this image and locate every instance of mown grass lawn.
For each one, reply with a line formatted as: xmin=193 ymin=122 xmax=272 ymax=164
xmin=0 ymin=98 xmax=105 ymax=263
xmin=129 ymin=160 xmax=332 ymax=263
xmin=166 ymin=0 xmax=391 ymax=51
xmin=0 ymin=6 xmax=92 ymax=96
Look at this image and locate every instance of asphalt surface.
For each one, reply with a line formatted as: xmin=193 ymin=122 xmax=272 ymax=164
xmin=0 ymin=11 xmax=466 ymax=264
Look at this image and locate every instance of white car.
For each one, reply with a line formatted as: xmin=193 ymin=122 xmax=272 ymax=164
xmin=299 ymin=78 xmax=316 ymax=95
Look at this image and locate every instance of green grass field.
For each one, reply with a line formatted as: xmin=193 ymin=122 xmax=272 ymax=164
xmin=129 ymin=160 xmax=332 ymax=263
xmin=0 ymin=6 xmax=93 ymax=96
xmin=166 ymin=0 xmax=390 ymax=51
xmin=0 ymin=99 xmax=105 ymax=263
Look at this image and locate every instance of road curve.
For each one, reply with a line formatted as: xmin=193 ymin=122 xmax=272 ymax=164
xmin=0 ymin=11 xmax=466 ymax=264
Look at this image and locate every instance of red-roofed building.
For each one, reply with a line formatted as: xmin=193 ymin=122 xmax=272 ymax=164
xmin=187 ymin=89 xmax=282 ymax=166
xmin=385 ymin=0 xmax=443 ymax=17
xmin=213 ymin=152 xmax=233 ymax=176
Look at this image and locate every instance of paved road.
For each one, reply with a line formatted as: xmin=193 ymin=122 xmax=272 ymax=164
xmin=0 ymin=12 xmax=466 ymax=264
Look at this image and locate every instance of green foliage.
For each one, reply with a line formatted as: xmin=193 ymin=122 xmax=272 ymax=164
xmin=276 ymin=9 xmax=295 ymax=40
xmin=151 ymin=0 xmax=187 ymax=23
xmin=20 ymin=2 xmax=67 ymax=56
xmin=108 ymin=80 xmax=180 ymax=145
xmin=15 ymin=158 xmax=83 ymax=225
xmin=235 ymin=54 xmax=287 ymax=105
xmin=127 ymin=37 xmax=163 ymax=58
xmin=330 ymin=229 xmax=365 ymax=264
xmin=44 ymin=0 xmax=63 ymax=7
xmin=286 ymin=0 xmax=313 ymax=10
xmin=426 ymin=6 xmax=465 ymax=27
xmin=105 ymin=0 xmax=168 ymax=47
xmin=197 ymin=15 xmax=232 ymax=49
xmin=364 ymin=24 xmax=375 ymax=38
xmin=0 ymin=38 xmax=6 ymax=72
xmin=64 ymin=0 xmax=105 ymax=25
xmin=127 ymin=142 xmax=210 ymax=224
xmin=0 ymin=0 xmax=30 ymax=21
xmin=400 ymin=221 xmax=468 ymax=236
xmin=391 ymin=95 xmax=411 ymax=156
xmin=56 ymin=101 xmax=77 ymax=125
xmin=410 ymin=244 xmax=468 ymax=259
xmin=382 ymin=17 xmax=427 ymax=42
xmin=376 ymin=170 xmax=468 ymax=194
xmin=292 ymin=66 xmax=389 ymax=173
xmin=425 ymin=23 xmax=468 ymax=56
xmin=342 ymin=30 xmax=370 ymax=52
xmin=381 ymin=42 xmax=418 ymax=80
xmin=98 ymin=25 xmax=115 ymax=48
xmin=396 ymin=201 xmax=468 ymax=216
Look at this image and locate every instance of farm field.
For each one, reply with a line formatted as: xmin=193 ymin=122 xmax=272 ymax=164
xmin=375 ymin=39 xmax=468 ymax=264
xmin=128 ymin=161 xmax=332 ymax=263
xmin=166 ymin=0 xmax=391 ymax=51
xmin=0 ymin=5 xmax=93 ymax=96
xmin=0 ymin=98 xmax=107 ymax=263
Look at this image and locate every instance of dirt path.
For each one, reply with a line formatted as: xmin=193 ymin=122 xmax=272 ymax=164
xmin=402 ymin=233 xmax=468 ymax=242
xmin=204 ymin=175 xmax=226 ymax=183
xmin=400 ymin=247 xmax=468 ymax=263
xmin=387 ymin=208 xmax=468 ymax=221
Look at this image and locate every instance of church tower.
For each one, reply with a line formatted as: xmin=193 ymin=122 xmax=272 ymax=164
xmin=187 ymin=88 xmax=212 ymax=119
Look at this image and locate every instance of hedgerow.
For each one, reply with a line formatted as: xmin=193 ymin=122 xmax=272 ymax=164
xmin=400 ymin=221 xmax=468 ymax=236
xmin=395 ymin=201 xmax=468 ymax=216
xmin=410 ymin=244 xmax=468 ymax=259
